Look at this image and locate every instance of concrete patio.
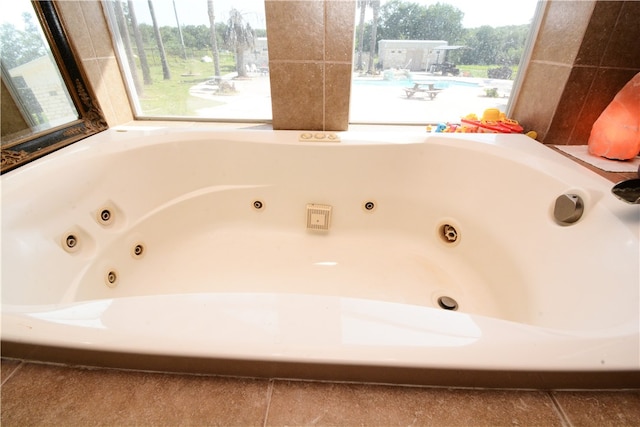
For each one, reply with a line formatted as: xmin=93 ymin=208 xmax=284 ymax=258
xmin=190 ymin=72 xmax=513 ymax=124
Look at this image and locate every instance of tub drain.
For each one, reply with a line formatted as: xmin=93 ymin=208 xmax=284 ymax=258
xmin=437 ymin=296 xmax=459 ymax=311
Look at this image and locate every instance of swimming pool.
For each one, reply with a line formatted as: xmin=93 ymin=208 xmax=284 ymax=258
xmin=352 ymin=77 xmax=480 ymax=89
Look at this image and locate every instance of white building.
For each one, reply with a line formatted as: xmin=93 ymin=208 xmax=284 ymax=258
xmin=377 ymin=40 xmax=448 ymax=72
xmin=8 ymin=55 xmax=77 ymax=128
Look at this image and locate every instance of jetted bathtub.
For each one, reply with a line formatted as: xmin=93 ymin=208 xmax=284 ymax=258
xmin=2 ymin=127 xmax=639 ymax=388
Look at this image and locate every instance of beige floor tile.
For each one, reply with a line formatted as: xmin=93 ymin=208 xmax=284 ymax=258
xmin=553 ymin=390 xmax=640 ymax=427
xmin=266 ymin=380 xmax=563 ymax=426
xmin=1 ymin=359 xmax=22 ymax=385
xmin=1 ymin=363 xmax=270 ymax=426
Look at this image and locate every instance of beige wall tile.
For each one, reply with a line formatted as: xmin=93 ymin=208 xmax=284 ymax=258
xmin=266 ymin=0 xmax=355 ymax=129
xmin=81 ymin=57 xmax=133 ymax=126
xmin=56 ymin=0 xmax=134 ymax=127
xmin=325 ymin=1 xmax=356 ymax=62
xmin=97 ymin=58 xmax=135 ymax=124
xmin=600 ymin=1 xmax=640 ymax=68
xmin=82 ymin=58 xmax=117 ymax=124
xmin=56 ymin=1 xmax=96 ymax=60
xmin=79 ymin=1 xmax=115 ymax=58
xmin=512 ymin=61 xmax=572 ymax=141
xmin=544 ymin=66 xmax=597 ymax=145
xmin=269 ymin=61 xmax=324 ymax=130
xmin=575 ymin=1 xmax=623 ymax=66
xmin=530 ymin=0 xmax=595 ymax=65
xmin=1 ymin=81 xmax=29 ymax=136
xmin=265 ymin=1 xmax=324 ymax=61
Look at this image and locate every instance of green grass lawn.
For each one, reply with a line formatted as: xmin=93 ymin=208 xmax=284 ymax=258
xmin=135 ymin=53 xmax=236 ymax=116
xmin=457 ymin=64 xmax=519 ymax=79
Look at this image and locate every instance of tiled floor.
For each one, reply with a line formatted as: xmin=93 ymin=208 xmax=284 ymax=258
xmin=2 ymin=359 xmax=639 ymax=426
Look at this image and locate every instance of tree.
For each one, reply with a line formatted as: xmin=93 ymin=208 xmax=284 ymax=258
xmin=423 ymin=3 xmax=464 ymax=43
xmin=458 ymin=24 xmax=529 ymax=66
xmin=0 ymin=13 xmax=46 ymax=69
xmin=114 ymin=1 xmax=142 ymax=92
xmin=207 ymin=0 xmax=221 ymax=77
xmin=378 ymin=0 xmax=463 ymax=43
xmin=181 ymin=25 xmax=212 ymax=50
xmin=148 ymin=0 xmax=171 ymax=80
xmin=172 ymin=0 xmax=187 ymax=60
xmin=367 ymin=0 xmax=380 ymax=73
xmin=224 ymin=9 xmax=255 ymax=78
xmin=461 ymin=26 xmax=500 ymax=65
xmin=356 ymin=0 xmax=368 ymax=71
xmin=495 ymin=25 xmax=529 ymax=64
xmin=128 ymin=1 xmax=152 ymax=84
xmin=379 ymin=0 xmax=427 ymax=40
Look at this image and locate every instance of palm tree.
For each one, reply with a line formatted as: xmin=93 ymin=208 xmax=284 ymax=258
xmin=114 ymin=1 xmax=142 ymax=92
xmin=207 ymin=0 xmax=221 ymax=77
xmin=172 ymin=0 xmax=187 ymax=60
xmin=128 ymin=0 xmax=152 ymax=85
xmin=368 ymin=0 xmax=380 ymax=74
xmin=147 ymin=0 xmax=170 ymax=80
xmin=224 ymin=9 xmax=255 ymax=78
xmin=356 ymin=0 xmax=368 ymax=71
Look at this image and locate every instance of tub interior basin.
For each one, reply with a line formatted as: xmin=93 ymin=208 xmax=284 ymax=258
xmin=2 ymin=129 xmax=638 ymax=337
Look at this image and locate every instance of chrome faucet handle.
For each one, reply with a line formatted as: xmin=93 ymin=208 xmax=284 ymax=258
xmin=554 ymin=194 xmax=584 ymax=224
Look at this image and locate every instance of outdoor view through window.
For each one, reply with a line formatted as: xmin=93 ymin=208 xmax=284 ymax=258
xmin=105 ymin=0 xmax=539 ymax=124
xmin=1 ymin=2 xmax=79 ymax=140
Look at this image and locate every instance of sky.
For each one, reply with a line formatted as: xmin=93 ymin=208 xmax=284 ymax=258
xmin=2 ymin=0 xmax=539 ymax=32
xmin=131 ymin=0 xmax=539 ymax=29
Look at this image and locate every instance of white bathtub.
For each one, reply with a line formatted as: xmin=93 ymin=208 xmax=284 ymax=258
xmin=2 ymin=126 xmax=639 ymax=387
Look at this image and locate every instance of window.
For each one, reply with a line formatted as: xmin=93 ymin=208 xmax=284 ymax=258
xmin=351 ymin=0 xmax=540 ymax=124
xmin=106 ymin=0 xmax=539 ymax=125
xmin=104 ymin=0 xmax=270 ymax=121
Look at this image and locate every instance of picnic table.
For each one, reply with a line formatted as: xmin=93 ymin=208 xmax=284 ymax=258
xmin=403 ymin=82 xmax=442 ymax=100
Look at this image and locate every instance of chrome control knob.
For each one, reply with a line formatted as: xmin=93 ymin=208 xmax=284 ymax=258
xmin=554 ymin=194 xmax=584 ymax=225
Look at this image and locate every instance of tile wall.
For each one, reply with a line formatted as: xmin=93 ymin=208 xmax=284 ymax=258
xmin=511 ymin=0 xmax=640 ymax=145
xmin=55 ymin=1 xmax=133 ymax=126
xmin=265 ymin=0 xmax=356 ymax=131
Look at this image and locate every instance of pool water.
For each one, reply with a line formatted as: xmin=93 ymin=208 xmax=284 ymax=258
xmin=352 ymin=78 xmax=480 ymax=89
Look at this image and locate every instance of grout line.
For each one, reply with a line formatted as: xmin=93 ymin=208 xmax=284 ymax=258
xmin=322 ymin=0 xmax=327 ymax=131
xmin=1 ymin=359 xmax=25 ymax=386
xmin=548 ymin=391 xmax=573 ymax=427
xmin=598 ymin=2 xmax=624 ymax=69
xmin=262 ymin=379 xmax=275 ymax=427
